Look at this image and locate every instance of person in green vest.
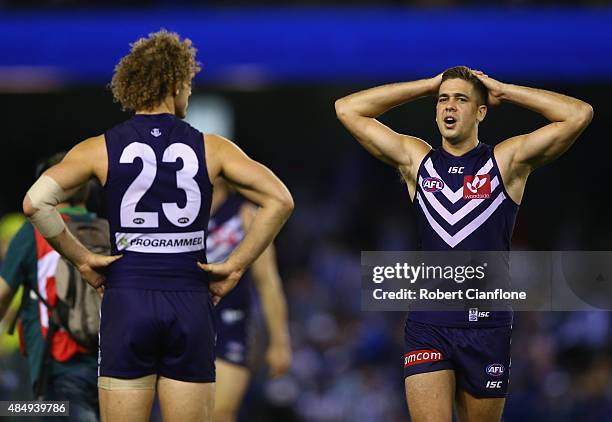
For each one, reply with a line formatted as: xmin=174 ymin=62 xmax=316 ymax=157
xmin=0 ymin=212 xmax=26 ymax=355
xmin=0 ymin=152 xmax=101 ymax=421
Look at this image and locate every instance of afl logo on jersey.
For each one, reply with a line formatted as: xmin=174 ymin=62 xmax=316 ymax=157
xmin=422 ymin=177 xmax=445 ymax=193
xmin=133 ymin=218 xmax=145 ymax=225
xmin=486 ymin=363 xmax=505 ymax=377
xmin=150 ymin=128 xmax=162 ymax=137
xmin=178 ymin=217 xmax=190 ymax=224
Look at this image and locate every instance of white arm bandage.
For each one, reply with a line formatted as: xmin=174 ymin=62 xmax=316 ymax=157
xmin=26 ymin=175 xmax=71 ymax=238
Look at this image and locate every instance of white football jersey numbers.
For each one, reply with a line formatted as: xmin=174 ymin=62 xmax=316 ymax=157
xmin=119 ymin=142 xmax=201 ymax=229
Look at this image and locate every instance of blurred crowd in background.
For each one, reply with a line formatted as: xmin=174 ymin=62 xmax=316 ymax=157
xmin=1 ymin=1 xmax=611 ymax=421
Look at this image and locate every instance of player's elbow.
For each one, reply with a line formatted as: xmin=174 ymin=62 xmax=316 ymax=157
xmin=268 ymin=188 xmax=294 ymax=223
xmin=569 ymin=102 xmax=594 ymax=130
xmin=277 ymin=190 xmax=295 ymax=218
xmin=578 ymin=103 xmax=594 ymax=127
xmin=335 ymin=98 xmax=351 ymax=121
xmin=22 ymin=194 xmax=36 ymax=218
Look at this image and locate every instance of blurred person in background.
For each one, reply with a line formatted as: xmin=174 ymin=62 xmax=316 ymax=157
xmin=0 ymin=212 xmax=29 ymax=402
xmin=21 ymin=29 xmax=293 ymax=422
xmin=0 ymin=212 xmax=26 ymax=354
xmin=0 ymin=152 xmax=100 ymax=421
xmin=208 ymin=179 xmax=291 ymax=422
xmin=0 ymin=213 xmax=25 ymax=260
xmin=335 ymin=65 xmax=593 ymax=421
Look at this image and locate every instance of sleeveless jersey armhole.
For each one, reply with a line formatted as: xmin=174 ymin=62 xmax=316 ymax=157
xmin=201 ymin=133 xmax=214 ymax=189
xmin=491 ymin=147 xmax=520 ymax=207
xmin=103 ymin=131 xmax=114 ymax=192
xmin=101 ymin=134 xmax=110 ymax=188
xmin=410 ymin=149 xmax=435 ymax=203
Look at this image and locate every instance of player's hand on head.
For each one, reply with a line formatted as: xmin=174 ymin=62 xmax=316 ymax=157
xmin=429 ymin=72 xmax=444 ymax=95
xmin=266 ymin=343 xmax=292 ymax=378
xmin=471 ymin=69 xmax=505 ymax=106
xmin=197 ymin=261 xmax=243 ymax=305
xmin=77 ymin=253 xmax=122 ymax=289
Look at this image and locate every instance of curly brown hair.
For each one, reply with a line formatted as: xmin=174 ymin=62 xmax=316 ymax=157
xmin=441 ymin=66 xmax=488 ymax=106
xmin=111 ymin=29 xmax=201 ymax=112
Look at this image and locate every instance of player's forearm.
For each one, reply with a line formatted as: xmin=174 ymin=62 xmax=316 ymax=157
xmin=500 ymin=84 xmax=593 ymax=125
xmin=259 ymin=278 xmax=290 ymax=346
xmin=226 ymin=201 xmax=293 ymax=273
xmin=335 ymin=78 xmax=438 ymax=118
xmin=44 ymin=228 xmax=90 ymax=269
xmin=23 ymin=177 xmax=90 ymax=268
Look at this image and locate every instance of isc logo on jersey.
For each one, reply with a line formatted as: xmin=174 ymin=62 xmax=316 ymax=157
xmin=463 ymin=174 xmax=491 ymax=199
xmin=468 ymin=307 xmax=490 ymax=322
xmin=485 ymin=363 xmax=505 ymax=388
xmin=422 ymin=177 xmax=444 ymax=193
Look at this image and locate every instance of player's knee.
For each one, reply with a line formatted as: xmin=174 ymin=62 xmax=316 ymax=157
xmin=98 ymin=374 xmax=156 ymax=391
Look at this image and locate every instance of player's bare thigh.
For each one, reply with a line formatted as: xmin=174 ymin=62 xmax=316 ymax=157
xmin=405 ymin=369 xmax=455 ymax=422
xmin=455 ymin=388 xmax=505 ymax=422
xmin=157 ymin=376 xmax=215 ymax=422
xmin=98 ymin=375 xmax=156 ymax=422
xmin=213 ymin=359 xmax=251 ymax=422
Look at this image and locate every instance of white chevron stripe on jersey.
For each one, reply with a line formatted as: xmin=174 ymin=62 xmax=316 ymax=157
xmin=419 ymin=176 xmax=500 ymax=226
xmin=416 ymin=190 xmax=506 ymax=248
xmin=423 ymin=158 xmax=493 ymax=204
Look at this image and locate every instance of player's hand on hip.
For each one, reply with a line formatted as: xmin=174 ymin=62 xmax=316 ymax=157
xmin=266 ymin=343 xmax=292 ymax=378
xmin=471 ymin=69 xmax=505 ymax=106
xmin=198 ymin=261 xmax=244 ymax=305
xmin=77 ymin=253 xmax=122 ymax=289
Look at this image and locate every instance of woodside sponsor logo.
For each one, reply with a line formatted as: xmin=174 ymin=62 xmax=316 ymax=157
xmin=463 ymin=174 xmax=491 ymax=199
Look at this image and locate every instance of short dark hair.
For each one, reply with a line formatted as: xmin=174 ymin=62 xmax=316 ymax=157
xmin=441 ymin=66 xmax=488 ymax=106
xmin=35 ymin=152 xmax=90 ymax=206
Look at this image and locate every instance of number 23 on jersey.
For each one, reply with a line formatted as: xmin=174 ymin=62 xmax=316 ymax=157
xmin=119 ymin=142 xmax=201 ymax=229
